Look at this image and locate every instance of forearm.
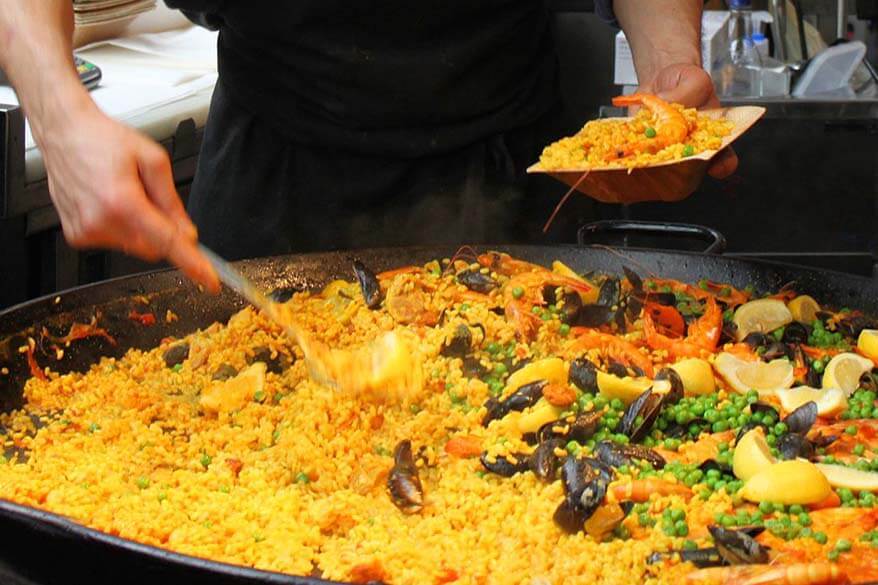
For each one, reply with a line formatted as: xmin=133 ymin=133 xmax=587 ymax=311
xmin=614 ymin=0 xmax=702 ymax=88
xmin=0 ymin=0 xmax=96 ymax=146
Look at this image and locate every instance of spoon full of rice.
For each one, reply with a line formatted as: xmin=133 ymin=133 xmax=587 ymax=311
xmin=199 ymin=245 xmax=422 ymax=402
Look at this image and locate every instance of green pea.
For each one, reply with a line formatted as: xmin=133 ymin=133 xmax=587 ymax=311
xmin=682 ymin=144 xmax=695 ymax=157
xmin=531 ymin=306 xmax=542 ymax=315
xmin=670 ymin=508 xmax=685 ymax=522
xmin=645 ymin=127 xmax=657 ymax=138
xmin=854 ymin=444 xmax=866 ymax=456
xmin=828 ymin=549 xmax=840 ymax=561
xmin=712 ymin=421 xmax=729 ymax=433
xmin=295 ymin=471 xmax=310 ymax=484
xmin=798 ymin=512 xmax=812 ymax=526
xmin=758 ymin=501 xmax=774 ymax=514
xmin=136 ymin=477 xmax=150 ymax=490
xmin=835 ymin=539 xmax=852 ymax=552
xmin=675 ymin=520 xmax=689 ymax=536
xmin=773 ymin=422 xmax=788 ymax=436
xmin=493 ymin=363 xmax=508 ymax=376
xmin=788 ymin=504 xmax=804 ymax=515
xmin=559 ymin=323 xmax=571 ymax=336
xmin=766 ymin=434 xmax=777 ymax=446
xmin=846 ymin=425 xmax=858 ymax=436
xmin=814 ymin=531 xmax=828 ymax=544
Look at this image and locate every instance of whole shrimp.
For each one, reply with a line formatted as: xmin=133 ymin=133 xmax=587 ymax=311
xmin=611 ymin=93 xmax=690 ymax=157
xmin=642 ymin=296 xmax=722 ymax=359
xmin=684 ymin=563 xmax=849 ymax=585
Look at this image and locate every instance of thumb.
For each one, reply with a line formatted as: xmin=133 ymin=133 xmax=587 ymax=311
xmin=652 ymin=65 xmax=717 ymax=109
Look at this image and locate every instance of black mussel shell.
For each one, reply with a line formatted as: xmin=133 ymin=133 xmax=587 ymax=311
xmin=440 ymin=324 xmax=472 ymax=358
xmin=248 ymin=345 xmax=292 ymax=374
xmin=777 ymin=432 xmax=815 ymax=461
xmin=806 ymin=367 xmax=822 ymax=388
xmin=699 ymin=458 xmax=734 ymax=476
xmin=577 ymin=304 xmax=616 ymax=327
xmin=480 ymin=452 xmax=530 ymax=477
xmin=720 ymin=322 xmax=739 ymax=345
xmin=598 ymin=278 xmax=621 ymax=307
xmin=644 ymin=292 xmax=677 ymax=306
xmin=482 ymin=380 xmax=546 ymax=426
xmin=860 ymin=372 xmax=878 ymax=393
xmin=530 ymin=438 xmax=566 ymax=481
xmin=569 ymin=357 xmax=598 ymax=393
xmin=762 ymin=341 xmax=791 ymax=361
xmin=782 ymin=322 xmax=810 ymax=344
xmin=553 ymin=499 xmax=587 ymax=534
xmin=743 ymin=332 xmax=771 ymax=350
xmin=353 ymin=260 xmax=382 ymax=309
xmin=837 ymin=315 xmax=878 ymax=339
xmin=594 ymin=440 xmax=665 ymax=470
xmin=542 ymin=285 xmax=558 ymax=306
xmin=211 ymin=363 xmax=238 ymax=381
xmin=708 ymin=525 xmax=770 ymax=565
xmin=735 ymin=421 xmax=769 ymax=447
xmin=617 ymin=389 xmax=663 ymax=442
xmin=387 ymin=440 xmax=424 ymax=513
xmin=163 ymin=343 xmax=189 ymax=368
xmin=456 ymin=269 xmax=497 ymax=294
xmin=607 ymin=362 xmax=629 ymax=378
xmin=655 ymin=367 xmax=684 ymax=405
xmin=538 ymin=410 xmax=604 ymax=444
xmin=558 ymin=290 xmax=583 ymax=325
xmin=622 ymin=266 xmax=643 ymax=291
xmin=647 ymin=548 xmax=724 ymax=568
xmin=810 ymin=432 xmax=839 ymax=448
xmin=784 ymin=401 xmax=818 ymax=435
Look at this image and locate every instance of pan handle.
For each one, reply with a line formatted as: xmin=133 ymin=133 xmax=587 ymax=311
xmin=577 ymin=220 xmax=727 ymax=255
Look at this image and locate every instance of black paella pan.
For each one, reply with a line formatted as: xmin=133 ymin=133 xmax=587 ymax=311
xmin=1 ymin=239 xmax=878 ymax=585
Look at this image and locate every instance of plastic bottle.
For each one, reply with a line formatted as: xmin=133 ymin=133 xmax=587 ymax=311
xmin=712 ymin=0 xmax=764 ymax=97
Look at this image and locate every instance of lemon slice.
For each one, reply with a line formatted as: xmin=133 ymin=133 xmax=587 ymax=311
xmin=505 ymin=357 xmax=567 ymax=394
xmin=788 ymin=295 xmax=820 ymax=324
xmin=822 ymin=352 xmax=874 ymax=395
xmin=713 ymin=352 xmax=794 ymax=396
xmin=740 ymin=460 xmax=831 ymax=505
xmin=858 ymin=329 xmax=878 ymax=361
xmin=733 ymin=427 xmax=776 ymax=481
xmin=733 ymin=299 xmax=793 ymax=341
xmin=551 ymin=260 xmax=599 ymax=304
xmin=596 ymin=371 xmax=652 ymax=405
xmin=775 ymin=386 xmax=847 ymax=417
xmin=671 ymin=358 xmax=716 ymax=396
xmin=816 ymin=463 xmax=878 ymax=492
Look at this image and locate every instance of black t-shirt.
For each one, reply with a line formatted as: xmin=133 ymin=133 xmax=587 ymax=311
xmin=166 ymin=1 xmax=560 ymax=157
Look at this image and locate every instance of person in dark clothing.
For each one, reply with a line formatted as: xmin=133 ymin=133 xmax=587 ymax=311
xmin=0 ymin=1 xmax=736 ymax=290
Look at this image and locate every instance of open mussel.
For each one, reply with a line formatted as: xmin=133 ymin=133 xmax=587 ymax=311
xmin=553 ymin=456 xmax=615 ymax=534
xmin=655 ymin=367 xmax=684 ymax=404
xmin=616 ymin=388 xmax=664 ymax=442
xmin=456 ymin=269 xmax=497 ymax=294
xmin=784 ymin=401 xmax=818 ymax=435
xmin=569 ymin=357 xmax=598 ymax=393
xmin=482 ymin=380 xmax=546 ymax=426
xmin=782 ymin=322 xmax=810 ymax=344
xmin=775 ymin=401 xmax=819 ymax=460
xmin=353 ymin=260 xmax=382 ymax=309
xmin=777 ymin=432 xmax=815 ymax=460
xmin=440 ymin=323 xmax=484 ymax=358
xmin=537 ymin=410 xmax=604 ymax=444
xmin=387 ymin=440 xmax=424 ymax=514
xmin=647 ymin=548 xmax=723 ymax=568
xmin=480 ymin=452 xmax=530 ymax=477
xmin=708 ymin=525 xmax=769 ymax=565
xmin=594 ymin=440 xmax=665 ymax=470
xmin=530 ymin=438 xmax=566 ymax=481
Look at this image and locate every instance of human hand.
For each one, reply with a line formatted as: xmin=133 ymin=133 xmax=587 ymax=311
xmin=39 ymin=102 xmax=219 ymax=291
xmin=639 ymin=63 xmax=738 ymax=179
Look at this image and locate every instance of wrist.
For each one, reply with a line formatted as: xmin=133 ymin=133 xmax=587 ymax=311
xmin=29 ymin=77 xmax=99 ymax=150
xmin=638 ymin=49 xmax=702 ymax=91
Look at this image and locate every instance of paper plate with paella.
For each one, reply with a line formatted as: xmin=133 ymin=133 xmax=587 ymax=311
xmin=528 ymin=94 xmax=766 ymax=204
xmin=4 ymin=252 xmax=878 ymax=585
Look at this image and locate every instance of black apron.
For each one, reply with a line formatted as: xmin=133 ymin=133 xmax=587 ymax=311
xmin=166 ymin=1 xmax=569 ymax=260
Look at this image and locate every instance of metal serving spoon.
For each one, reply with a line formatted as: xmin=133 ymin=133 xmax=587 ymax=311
xmin=199 ymin=245 xmax=421 ymax=400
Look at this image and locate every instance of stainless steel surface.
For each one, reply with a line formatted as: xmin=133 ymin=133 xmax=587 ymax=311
xmin=838 ymin=0 xmax=849 ymax=40
xmin=770 ymin=0 xmax=789 ymax=62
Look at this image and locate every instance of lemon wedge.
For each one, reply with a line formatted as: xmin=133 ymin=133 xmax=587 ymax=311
xmin=815 ymin=463 xmax=878 ymax=492
xmin=517 ymin=400 xmax=563 ymax=435
xmin=733 ymin=299 xmax=793 ymax=341
xmin=740 ymin=460 xmax=831 ymax=505
xmin=788 ymin=295 xmax=820 ymax=324
xmin=670 ymin=358 xmax=716 ymax=396
xmin=733 ymin=427 xmax=776 ymax=481
xmin=858 ymin=329 xmax=878 ymax=361
xmin=551 ymin=261 xmax=600 ymax=304
xmin=775 ymin=386 xmax=847 ymax=417
xmin=822 ymin=352 xmax=874 ymax=395
xmin=505 ymin=357 xmax=567 ymax=393
xmin=713 ymin=352 xmax=794 ymax=396
xmin=596 ymin=371 xmax=652 ymax=405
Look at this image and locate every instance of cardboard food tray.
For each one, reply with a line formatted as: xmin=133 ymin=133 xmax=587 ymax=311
xmin=527 ymin=106 xmax=766 ymax=204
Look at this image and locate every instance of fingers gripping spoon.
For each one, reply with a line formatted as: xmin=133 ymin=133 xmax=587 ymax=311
xmin=199 ymin=245 xmax=422 ymax=401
